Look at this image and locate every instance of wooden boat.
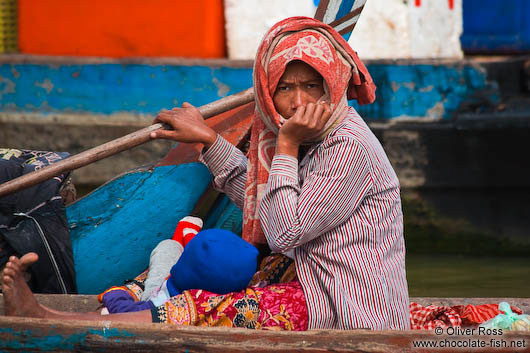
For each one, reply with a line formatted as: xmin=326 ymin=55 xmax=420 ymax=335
xmin=0 ymin=63 xmax=529 ymax=352
xmin=2 ymin=101 xmax=522 ymax=353
xmin=1 ymin=49 xmax=529 ymax=351
xmin=0 ymin=295 xmax=529 ymax=352
xmin=1 ymin=1 xmax=529 ymax=349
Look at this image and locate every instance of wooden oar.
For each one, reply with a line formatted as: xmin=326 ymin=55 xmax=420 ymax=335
xmin=0 ymin=0 xmax=367 ymax=198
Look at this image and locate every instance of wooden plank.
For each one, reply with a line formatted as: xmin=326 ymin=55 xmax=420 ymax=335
xmin=0 ymin=313 xmax=529 ymax=352
xmin=0 ymin=296 xmax=529 ymax=352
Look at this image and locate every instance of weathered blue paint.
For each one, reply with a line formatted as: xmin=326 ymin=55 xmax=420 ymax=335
xmin=0 ymin=326 xmax=134 ymax=351
xmin=351 ymin=63 xmax=498 ymax=120
xmin=203 ymin=194 xmax=243 ymax=235
xmin=0 ymin=60 xmax=498 ymax=120
xmin=67 ymin=162 xmax=212 ymax=294
xmin=0 ymin=63 xmax=253 ymax=114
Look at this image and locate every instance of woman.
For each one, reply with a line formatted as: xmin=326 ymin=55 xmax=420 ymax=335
xmin=2 ymin=17 xmax=409 ymax=330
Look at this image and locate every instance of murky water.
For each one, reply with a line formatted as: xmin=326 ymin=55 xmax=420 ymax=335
xmin=404 ymin=189 xmax=529 ymax=298
xmin=407 ymin=254 xmax=529 ymax=298
xmin=412 ymin=188 xmax=530 ymax=244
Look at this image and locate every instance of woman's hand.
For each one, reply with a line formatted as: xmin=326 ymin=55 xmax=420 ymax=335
xmin=276 ymin=101 xmax=332 ymax=157
xmin=150 ymin=102 xmax=217 ymax=148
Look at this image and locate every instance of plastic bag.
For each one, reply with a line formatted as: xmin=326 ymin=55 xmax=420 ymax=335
xmin=479 ymin=302 xmax=530 ymax=331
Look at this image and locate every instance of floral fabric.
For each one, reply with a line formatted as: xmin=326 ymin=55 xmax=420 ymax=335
xmin=152 ymin=281 xmax=308 ymax=331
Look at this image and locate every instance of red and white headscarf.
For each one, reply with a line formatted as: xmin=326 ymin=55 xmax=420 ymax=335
xmin=242 ymin=16 xmax=376 ymax=246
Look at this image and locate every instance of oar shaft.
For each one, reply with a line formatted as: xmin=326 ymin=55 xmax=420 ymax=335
xmin=0 ymin=88 xmax=255 ymax=198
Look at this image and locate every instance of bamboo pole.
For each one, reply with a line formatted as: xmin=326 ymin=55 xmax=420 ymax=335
xmin=0 ymin=88 xmax=255 ymax=198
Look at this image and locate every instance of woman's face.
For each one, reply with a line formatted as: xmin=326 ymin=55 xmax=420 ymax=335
xmin=273 ymin=61 xmax=325 ymax=119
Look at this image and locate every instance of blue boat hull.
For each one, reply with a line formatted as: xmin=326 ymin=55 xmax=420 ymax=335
xmin=65 ymin=103 xmax=253 ymax=294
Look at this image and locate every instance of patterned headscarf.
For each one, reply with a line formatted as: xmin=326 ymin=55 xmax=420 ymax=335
xmin=242 ymin=16 xmax=376 ymax=246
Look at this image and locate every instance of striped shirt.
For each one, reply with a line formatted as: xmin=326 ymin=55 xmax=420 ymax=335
xmin=200 ymin=107 xmax=410 ymax=330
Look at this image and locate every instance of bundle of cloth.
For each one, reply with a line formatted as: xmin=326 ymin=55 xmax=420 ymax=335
xmin=410 ymin=301 xmax=525 ymax=330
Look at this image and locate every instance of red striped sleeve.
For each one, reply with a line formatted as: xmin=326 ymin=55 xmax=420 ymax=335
xmin=259 ymin=136 xmax=372 ymax=252
xmin=199 ymin=135 xmax=247 ymax=209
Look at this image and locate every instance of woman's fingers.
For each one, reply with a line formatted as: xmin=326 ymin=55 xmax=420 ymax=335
xmin=151 ymin=129 xmax=177 ymax=140
xmin=155 ymin=102 xmax=197 ymax=123
xmin=301 ymin=103 xmax=316 ymax=125
xmin=316 ymin=102 xmax=332 ymax=129
xmin=311 ymin=103 xmax=325 ymax=128
xmin=150 ymin=102 xmax=216 ymax=145
xmin=302 ymin=102 xmax=330 ymax=131
xmin=292 ymin=105 xmax=306 ymax=121
xmin=153 ymin=109 xmax=175 ymax=125
xmin=282 ymin=102 xmax=334 ymax=142
xmin=153 ymin=109 xmax=167 ymax=124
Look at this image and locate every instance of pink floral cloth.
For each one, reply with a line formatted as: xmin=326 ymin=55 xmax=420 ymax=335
xmin=152 ymin=281 xmax=308 ymax=330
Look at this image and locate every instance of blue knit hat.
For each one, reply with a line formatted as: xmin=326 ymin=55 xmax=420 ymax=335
xmin=166 ymin=229 xmax=258 ymax=296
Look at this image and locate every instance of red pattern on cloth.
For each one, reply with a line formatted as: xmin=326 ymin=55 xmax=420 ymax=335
xmin=242 ymin=16 xmax=376 ymax=246
xmin=152 ymin=281 xmax=308 ymax=330
xmin=410 ymin=302 xmax=462 ymax=329
xmin=410 ymin=302 xmax=523 ymax=329
xmin=455 ymin=303 xmax=523 ymax=326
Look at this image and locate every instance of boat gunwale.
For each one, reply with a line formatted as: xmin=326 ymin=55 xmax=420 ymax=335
xmin=1 ymin=295 xmax=529 ymax=352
